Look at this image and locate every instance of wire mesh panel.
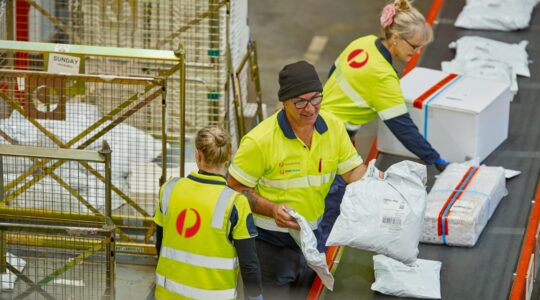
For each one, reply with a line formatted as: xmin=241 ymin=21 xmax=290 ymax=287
xmin=8 ymin=0 xmax=254 ymax=144
xmin=0 ymin=44 xmax=181 ymax=255
xmin=0 ymin=222 xmax=115 ymax=300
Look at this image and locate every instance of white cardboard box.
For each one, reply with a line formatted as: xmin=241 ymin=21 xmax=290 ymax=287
xmin=377 ymin=67 xmax=511 ymax=162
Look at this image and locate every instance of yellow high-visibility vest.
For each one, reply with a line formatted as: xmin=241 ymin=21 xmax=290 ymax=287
xmin=154 ymin=172 xmax=256 ymax=300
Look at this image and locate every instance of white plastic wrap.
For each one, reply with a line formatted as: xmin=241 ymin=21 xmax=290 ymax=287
xmin=450 ymin=36 xmax=530 ymax=77
xmin=288 ymin=210 xmax=334 ymax=291
xmin=441 ymin=58 xmax=517 ymax=95
xmin=326 ymin=160 xmax=427 ymax=265
xmin=421 ymin=163 xmax=507 ymax=246
xmin=455 ymin=0 xmax=538 ymax=31
xmin=0 ymin=253 xmax=26 ymax=290
xmin=371 ymin=255 xmax=442 ymax=299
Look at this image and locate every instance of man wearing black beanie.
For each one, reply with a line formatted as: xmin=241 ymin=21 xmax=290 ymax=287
xmin=228 ymin=61 xmax=369 ymax=299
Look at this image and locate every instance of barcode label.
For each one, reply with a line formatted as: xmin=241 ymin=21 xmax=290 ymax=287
xmin=382 ymin=216 xmax=402 ymax=226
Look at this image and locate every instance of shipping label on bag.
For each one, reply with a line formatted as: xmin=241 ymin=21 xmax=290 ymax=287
xmin=381 ymin=197 xmax=410 ymax=231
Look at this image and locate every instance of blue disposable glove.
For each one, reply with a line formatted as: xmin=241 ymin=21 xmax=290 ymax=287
xmin=434 ymin=157 xmax=449 ymax=172
xmin=248 ymin=295 xmax=263 ymax=300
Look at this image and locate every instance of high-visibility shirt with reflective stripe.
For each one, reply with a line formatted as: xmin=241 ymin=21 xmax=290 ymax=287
xmin=321 ymin=35 xmax=408 ymax=126
xmin=229 ymin=110 xmax=363 ymax=232
xmin=153 ymin=172 xmax=256 ymax=300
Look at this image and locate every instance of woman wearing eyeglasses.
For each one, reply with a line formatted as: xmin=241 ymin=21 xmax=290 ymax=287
xmin=317 ymin=0 xmax=448 ymax=250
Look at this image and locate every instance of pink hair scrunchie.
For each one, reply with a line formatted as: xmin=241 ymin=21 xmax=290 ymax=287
xmin=380 ymin=4 xmax=397 ymax=28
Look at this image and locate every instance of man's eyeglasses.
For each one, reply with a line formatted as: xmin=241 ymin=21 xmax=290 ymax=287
xmin=401 ymin=37 xmax=422 ymax=53
xmin=292 ymin=94 xmax=323 ymax=109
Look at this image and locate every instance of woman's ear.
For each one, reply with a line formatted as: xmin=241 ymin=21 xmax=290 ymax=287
xmin=195 ymin=149 xmax=203 ymax=164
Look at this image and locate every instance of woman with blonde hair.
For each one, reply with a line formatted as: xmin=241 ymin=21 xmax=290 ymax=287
xmin=318 ymin=0 xmax=447 ymax=249
xmin=154 ymin=125 xmax=263 ymax=300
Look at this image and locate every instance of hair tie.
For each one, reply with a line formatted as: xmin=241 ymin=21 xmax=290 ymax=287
xmin=380 ymin=4 xmax=397 ymax=28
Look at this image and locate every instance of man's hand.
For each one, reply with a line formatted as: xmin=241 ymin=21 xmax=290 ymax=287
xmin=272 ymin=204 xmax=300 ymax=230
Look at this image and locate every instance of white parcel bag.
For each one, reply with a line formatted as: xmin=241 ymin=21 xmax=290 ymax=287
xmin=371 ymin=255 xmax=442 ymax=299
xmin=326 ymin=160 xmax=427 ymax=265
xmin=421 ymin=163 xmax=507 ymax=246
xmin=288 ymin=210 xmax=334 ymax=290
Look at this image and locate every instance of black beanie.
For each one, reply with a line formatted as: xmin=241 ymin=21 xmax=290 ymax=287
xmin=278 ymin=61 xmax=322 ymax=101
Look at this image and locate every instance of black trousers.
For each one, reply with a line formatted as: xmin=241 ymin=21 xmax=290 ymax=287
xmin=255 ymin=239 xmax=316 ymax=300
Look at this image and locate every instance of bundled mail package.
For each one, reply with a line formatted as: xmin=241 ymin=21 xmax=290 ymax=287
xmin=326 ymin=160 xmax=427 ymax=265
xmin=421 ymin=163 xmax=507 ymax=246
xmin=371 ymin=255 xmax=442 ymax=299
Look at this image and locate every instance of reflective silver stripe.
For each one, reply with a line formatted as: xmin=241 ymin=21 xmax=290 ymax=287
xmin=160 ymin=246 xmax=238 ymax=270
xmin=334 ymin=61 xmax=371 ymax=109
xmin=161 ymin=177 xmax=180 ymax=215
xmin=229 ymin=163 xmax=258 ymax=187
xmin=377 ymin=103 xmax=408 ymax=120
xmin=156 ymin=274 xmax=237 ymax=300
xmin=337 ymin=156 xmax=364 ymax=174
xmin=259 ymin=172 xmax=335 ymax=190
xmin=254 ymin=215 xmax=321 ymax=232
xmin=211 ymin=187 xmax=235 ymax=229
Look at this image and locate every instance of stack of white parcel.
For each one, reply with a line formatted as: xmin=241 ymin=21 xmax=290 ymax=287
xmin=421 ymin=163 xmax=507 ymax=246
xmin=377 ymin=67 xmax=512 ymax=163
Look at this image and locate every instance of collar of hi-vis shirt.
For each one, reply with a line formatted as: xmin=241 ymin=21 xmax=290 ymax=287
xmin=375 ymin=38 xmax=393 ymax=66
xmin=187 ymin=171 xmax=227 ymax=185
xmin=277 ymin=109 xmax=328 ymax=139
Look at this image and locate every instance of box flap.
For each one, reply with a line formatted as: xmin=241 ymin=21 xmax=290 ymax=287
xmin=401 ymin=67 xmax=510 ymax=114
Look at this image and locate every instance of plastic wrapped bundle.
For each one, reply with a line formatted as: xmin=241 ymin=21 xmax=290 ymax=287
xmin=326 ymin=160 xmax=427 ymax=265
xmin=455 ymin=0 xmax=538 ymax=31
xmin=421 ymin=163 xmax=507 ymax=246
xmin=371 ymin=255 xmax=442 ymax=299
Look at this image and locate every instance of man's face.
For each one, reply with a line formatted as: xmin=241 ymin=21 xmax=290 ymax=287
xmin=283 ymin=91 xmax=322 ymax=127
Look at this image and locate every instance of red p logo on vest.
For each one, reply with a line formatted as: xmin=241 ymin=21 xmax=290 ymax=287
xmin=176 ymin=208 xmax=201 ymax=238
xmin=347 ymin=48 xmax=369 ymax=69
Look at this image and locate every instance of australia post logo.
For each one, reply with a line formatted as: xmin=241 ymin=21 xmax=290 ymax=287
xmin=278 ymin=161 xmax=301 ymax=175
xmin=347 ymin=48 xmax=369 ymax=69
xmin=176 ymin=208 xmax=201 ymax=238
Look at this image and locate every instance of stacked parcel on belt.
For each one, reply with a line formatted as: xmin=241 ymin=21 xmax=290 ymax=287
xmin=421 ymin=163 xmax=507 ymax=247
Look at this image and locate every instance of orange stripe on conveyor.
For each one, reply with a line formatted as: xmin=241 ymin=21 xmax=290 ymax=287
xmin=307 ymin=0 xmax=446 ymax=298
xmin=510 ymin=178 xmax=540 ymax=300
xmin=412 ymin=73 xmax=459 ymax=109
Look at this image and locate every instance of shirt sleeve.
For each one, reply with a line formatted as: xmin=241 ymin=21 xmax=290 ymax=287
xmin=384 ymin=113 xmax=441 ymax=165
xmin=370 ymin=75 xmax=408 ymax=121
xmin=336 ymin=122 xmax=364 ymax=175
xmin=228 ymin=136 xmax=265 ymax=188
xmin=231 ymin=194 xmax=258 ymax=240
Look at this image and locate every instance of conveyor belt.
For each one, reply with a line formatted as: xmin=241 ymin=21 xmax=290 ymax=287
xmin=319 ymin=0 xmax=540 ymax=299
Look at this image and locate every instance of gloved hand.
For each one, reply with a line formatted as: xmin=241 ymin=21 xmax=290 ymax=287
xmin=248 ymin=295 xmax=263 ymax=300
xmin=434 ymin=157 xmax=449 ymax=172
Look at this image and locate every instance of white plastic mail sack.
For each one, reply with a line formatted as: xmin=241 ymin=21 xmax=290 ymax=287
xmin=441 ymin=58 xmax=517 ymax=95
xmin=455 ymin=0 xmax=538 ymax=31
xmin=326 ymin=160 xmax=427 ymax=265
xmin=288 ymin=210 xmax=334 ymax=291
xmin=371 ymin=255 xmax=442 ymax=299
xmin=450 ymin=36 xmax=530 ymax=77
xmin=1 ymin=253 xmax=27 ymax=290
xmin=421 ymin=163 xmax=507 ymax=246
